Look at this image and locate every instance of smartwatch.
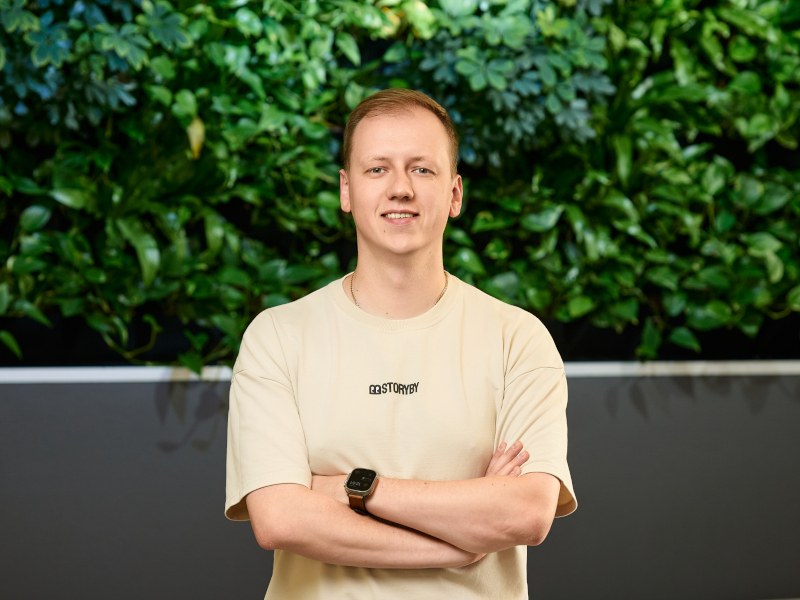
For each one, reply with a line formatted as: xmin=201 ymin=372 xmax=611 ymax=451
xmin=344 ymin=468 xmax=378 ymax=515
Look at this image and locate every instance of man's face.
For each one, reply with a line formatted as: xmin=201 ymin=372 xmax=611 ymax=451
xmin=339 ymin=107 xmax=463 ymax=261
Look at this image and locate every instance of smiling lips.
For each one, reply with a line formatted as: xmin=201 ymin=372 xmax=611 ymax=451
xmin=383 ymin=212 xmax=417 ymax=219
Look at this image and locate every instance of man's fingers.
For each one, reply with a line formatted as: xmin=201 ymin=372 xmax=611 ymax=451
xmin=485 ymin=441 xmax=528 ymax=477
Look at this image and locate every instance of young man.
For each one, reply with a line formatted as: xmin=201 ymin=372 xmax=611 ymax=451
xmin=225 ymin=89 xmax=577 ymax=599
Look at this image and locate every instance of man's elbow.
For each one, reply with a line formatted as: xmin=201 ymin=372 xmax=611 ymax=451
xmin=471 ymin=511 xmax=553 ymax=553
xmin=252 ymin=515 xmax=292 ymax=551
xmin=520 ymin=512 xmax=554 ymax=547
xmin=246 ymin=485 xmax=308 ymax=551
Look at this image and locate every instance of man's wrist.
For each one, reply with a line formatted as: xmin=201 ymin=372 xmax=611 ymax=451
xmin=344 ymin=468 xmax=379 ymax=515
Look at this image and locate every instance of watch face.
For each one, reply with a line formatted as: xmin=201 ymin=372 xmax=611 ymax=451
xmin=346 ymin=468 xmax=377 ymax=492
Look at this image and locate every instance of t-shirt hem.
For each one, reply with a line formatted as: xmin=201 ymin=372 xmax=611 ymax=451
xmin=520 ymin=463 xmax=577 ymax=517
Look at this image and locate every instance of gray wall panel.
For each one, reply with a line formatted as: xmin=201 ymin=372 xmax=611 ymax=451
xmin=529 ymin=375 xmax=800 ymax=600
xmin=1 ymin=373 xmax=799 ymax=599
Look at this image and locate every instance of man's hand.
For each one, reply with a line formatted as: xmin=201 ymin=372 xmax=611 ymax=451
xmin=484 ymin=440 xmax=529 ymax=477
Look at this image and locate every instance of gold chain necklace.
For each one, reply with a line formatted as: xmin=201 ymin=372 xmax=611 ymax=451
xmin=349 ymin=271 xmax=449 ymax=310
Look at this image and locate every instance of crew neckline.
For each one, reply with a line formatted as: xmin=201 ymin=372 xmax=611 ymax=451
xmin=327 ymin=272 xmax=462 ymax=331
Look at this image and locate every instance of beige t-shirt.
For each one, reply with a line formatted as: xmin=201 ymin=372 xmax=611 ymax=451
xmin=226 ymin=274 xmax=576 ymax=599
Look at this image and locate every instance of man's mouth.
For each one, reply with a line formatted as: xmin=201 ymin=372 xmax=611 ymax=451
xmin=383 ymin=212 xmax=417 ymax=219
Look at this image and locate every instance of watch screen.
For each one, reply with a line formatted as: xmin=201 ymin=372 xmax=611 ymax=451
xmin=347 ymin=468 xmax=376 ymax=491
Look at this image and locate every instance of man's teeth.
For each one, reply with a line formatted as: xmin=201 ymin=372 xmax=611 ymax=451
xmin=385 ymin=212 xmax=415 ymax=219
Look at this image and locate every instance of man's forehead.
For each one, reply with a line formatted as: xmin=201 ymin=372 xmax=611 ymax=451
xmin=351 ymin=111 xmax=448 ymax=152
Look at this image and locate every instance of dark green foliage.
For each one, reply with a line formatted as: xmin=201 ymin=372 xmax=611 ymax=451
xmin=1 ymin=0 xmax=798 ymax=368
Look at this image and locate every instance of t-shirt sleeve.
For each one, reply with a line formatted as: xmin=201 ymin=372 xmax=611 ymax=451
xmin=495 ymin=314 xmax=577 ymax=517
xmin=225 ymin=311 xmax=312 ymax=521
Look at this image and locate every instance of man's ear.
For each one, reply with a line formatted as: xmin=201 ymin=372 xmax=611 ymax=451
xmin=449 ymin=174 xmax=463 ymax=218
xmin=339 ymin=169 xmax=352 ymax=213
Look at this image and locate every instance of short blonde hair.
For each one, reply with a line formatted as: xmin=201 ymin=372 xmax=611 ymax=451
xmin=342 ymin=89 xmax=459 ymax=174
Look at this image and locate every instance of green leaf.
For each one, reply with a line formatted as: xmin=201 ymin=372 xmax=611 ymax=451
xmin=610 ymin=298 xmax=639 ymax=323
xmin=668 ymin=327 xmax=701 ymax=352
xmin=664 ymin=292 xmax=687 ymax=317
xmin=612 ymin=135 xmax=632 ymax=187
xmin=2 ymin=1 xmax=39 ymax=33
xmin=453 ymin=248 xmax=486 ymax=275
xmin=471 ymin=211 xmax=515 ymax=233
xmin=383 ymin=42 xmax=406 ymax=63
xmin=283 ymin=265 xmax=321 ymax=285
xmin=545 ymin=93 xmax=561 ymax=114
xmin=603 ymin=190 xmax=639 ymax=221
xmin=19 ymin=205 xmax=52 ymax=232
xmin=403 ymin=0 xmax=436 ymax=39
xmin=687 ymin=301 xmax=732 ymax=330
xmin=234 ymin=7 xmax=263 ymax=37
xmin=646 ymin=266 xmax=679 ymax=291
xmin=51 ymin=188 xmax=90 ymax=210
xmin=729 ymin=35 xmax=757 ymax=62
xmin=14 ymin=300 xmax=51 ymax=326
xmin=567 ymin=295 xmax=595 ymax=319
xmin=702 ymin=162 xmax=727 ymax=196
xmin=0 ymin=330 xmax=22 ymax=359
xmin=729 ymin=71 xmax=762 ymax=95
xmin=116 ymin=218 xmax=161 ymax=287
xmin=138 ymin=1 xmax=192 ymax=49
xmin=172 ymin=89 xmax=197 ymax=120
xmin=150 ymin=55 xmax=176 ymax=80
xmin=743 ymin=232 xmax=782 ymax=255
xmin=335 ymin=32 xmax=360 ymax=66
xmin=25 ymin=24 xmax=72 ymax=67
xmin=455 ymin=59 xmax=480 ymax=76
xmin=753 ymin=185 xmax=791 ymax=216
xmin=96 ymin=23 xmax=151 ymax=70
xmin=487 ymin=70 xmax=507 ymax=91
xmin=204 ymin=213 xmax=225 ymax=255
xmin=468 ymin=71 xmax=487 ymax=91
xmin=638 ymin=318 xmax=662 ymax=360
xmin=0 ymin=283 xmax=9 ymax=314
xmin=520 ymin=205 xmax=563 ymax=232
xmin=439 ymin=0 xmax=478 ymax=17
xmin=763 ymin=252 xmax=784 ymax=284
xmin=485 ymin=272 xmax=520 ymax=299
xmin=147 ymin=84 xmax=172 ymax=106
xmin=787 ymin=286 xmax=800 ymax=311
xmin=690 ymin=266 xmax=731 ymax=291
xmin=538 ymin=61 xmax=556 ymax=87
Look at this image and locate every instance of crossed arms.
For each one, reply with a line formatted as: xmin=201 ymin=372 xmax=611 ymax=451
xmin=244 ymin=441 xmax=561 ymax=569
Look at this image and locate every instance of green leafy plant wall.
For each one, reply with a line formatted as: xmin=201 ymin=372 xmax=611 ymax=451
xmin=1 ymin=0 xmax=799 ymax=368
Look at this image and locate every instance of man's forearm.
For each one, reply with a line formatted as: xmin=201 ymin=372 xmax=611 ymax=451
xmin=245 ymin=483 xmax=484 ymax=569
xmin=364 ymin=472 xmax=560 ymax=553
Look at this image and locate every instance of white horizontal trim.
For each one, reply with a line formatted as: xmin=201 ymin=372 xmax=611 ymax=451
xmin=1 ymin=361 xmax=800 ymax=384
xmin=0 ymin=365 xmax=233 ymax=384
xmin=565 ymin=360 xmax=800 ymax=378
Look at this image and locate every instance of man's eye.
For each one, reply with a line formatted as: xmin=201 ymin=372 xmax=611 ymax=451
xmin=414 ymin=168 xmax=432 ymax=174
xmin=368 ymin=167 xmax=384 ymax=174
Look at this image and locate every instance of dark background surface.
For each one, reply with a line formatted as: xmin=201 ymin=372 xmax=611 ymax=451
xmin=1 ymin=372 xmax=799 ymax=599
xmin=2 ymin=312 xmax=800 ymax=366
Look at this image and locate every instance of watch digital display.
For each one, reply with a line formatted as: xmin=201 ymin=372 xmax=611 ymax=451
xmin=347 ymin=468 xmax=377 ymax=491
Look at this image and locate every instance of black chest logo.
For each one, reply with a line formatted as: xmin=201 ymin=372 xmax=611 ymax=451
xmin=368 ymin=382 xmax=420 ymax=395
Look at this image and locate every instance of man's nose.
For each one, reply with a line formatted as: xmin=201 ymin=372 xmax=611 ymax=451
xmin=388 ymin=171 xmax=413 ymax=200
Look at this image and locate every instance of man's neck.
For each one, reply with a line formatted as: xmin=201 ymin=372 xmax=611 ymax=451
xmin=346 ymin=254 xmax=448 ymax=319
